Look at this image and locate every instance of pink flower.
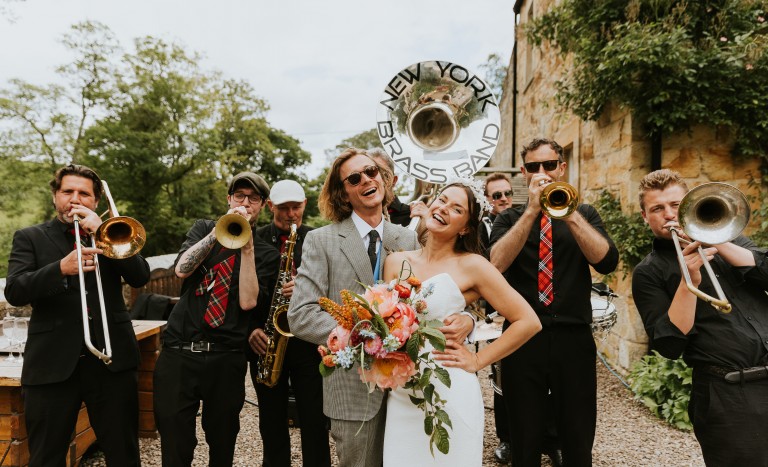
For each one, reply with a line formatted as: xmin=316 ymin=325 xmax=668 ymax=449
xmin=363 ymin=334 xmax=387 ymax=358
xmin=358 ymin=351 xmax=416 ymax=389
xmin=363 ymin=283 xmax=392 ymax=304
xmin=720 ymin=36 xmax=728 ymax=42
xmin=386 ymin=303 xmax=418 ymax=345
xmin=327 ymin=326 xmax=350 ymax=353
xmin=375 ymin=292 xmax=401 ymax=318
xmin=317 ymin=345 xmax=329 ymax=358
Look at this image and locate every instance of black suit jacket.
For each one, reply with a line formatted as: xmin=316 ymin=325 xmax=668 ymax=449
xmin=5 ymin=218 xmax=150 ymax=385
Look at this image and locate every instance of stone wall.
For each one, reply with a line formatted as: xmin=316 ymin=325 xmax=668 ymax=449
xmin=503 ymin=0 xmax=763 ymax=374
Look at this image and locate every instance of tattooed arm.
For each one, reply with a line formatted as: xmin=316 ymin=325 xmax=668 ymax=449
xmin=175 ymin=220 xmax=218 ymax=279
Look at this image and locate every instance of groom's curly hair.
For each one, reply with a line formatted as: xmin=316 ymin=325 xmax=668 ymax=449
xmin=319 ymin=148 xmax=394 ymax=222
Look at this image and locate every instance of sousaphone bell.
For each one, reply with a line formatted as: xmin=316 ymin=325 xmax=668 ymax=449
xmin=376 ymin=60 xmax=502 ymax=228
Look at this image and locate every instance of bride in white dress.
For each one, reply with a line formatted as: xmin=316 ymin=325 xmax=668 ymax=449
xmin=382 ymin=181 xmax=541 ymax=466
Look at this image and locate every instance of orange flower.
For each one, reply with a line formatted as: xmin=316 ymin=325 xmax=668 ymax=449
xmin=319 ymin=296 xmax=354 ymax=329
xmin=406 ymin=276 xmax=422 ymax=288
xmin=327 ymin=326 xmax=351 ymax=353
xmin=358 ymin=351 xmax=416 ymax=390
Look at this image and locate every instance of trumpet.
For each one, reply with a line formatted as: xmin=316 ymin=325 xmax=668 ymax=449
xmin=669 ymin=182 xmax=750 ymax=313
xmin=215 ymin=213 xmax=252 ymax=249
xmin=540 ymin=181 xmax=579 ymax=218
xmin=75 ymin=181 xmax=146 ymax=364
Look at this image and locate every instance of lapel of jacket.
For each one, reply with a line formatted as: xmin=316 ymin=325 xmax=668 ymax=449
xmin=45 ymin=218 xmax=76 ymax=257
xmin=338 ymin=216 xmax=374 ymax=285
xmin=381 ymin=221 xmax=402 ymax=273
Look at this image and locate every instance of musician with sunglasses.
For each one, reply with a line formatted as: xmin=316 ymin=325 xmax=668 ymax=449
xmin=153 ymin=172 xmax=280 ymax=466
xmin=633 ymin=169 xmax=768 ymax=466
xmin=490 ymin=138 xmax=618 ymax=467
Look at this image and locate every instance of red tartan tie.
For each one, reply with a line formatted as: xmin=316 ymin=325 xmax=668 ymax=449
xmin=537 ymin=214 xmax=554 ymax=306
xmin=197 ymin=254 xmax=236 ymax=328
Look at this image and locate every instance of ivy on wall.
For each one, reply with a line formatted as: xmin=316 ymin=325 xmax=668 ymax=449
xmin=595 ymin=190 xmax=654 ymax=276
xmin=526 ymin=0 xmax=768 ymax=160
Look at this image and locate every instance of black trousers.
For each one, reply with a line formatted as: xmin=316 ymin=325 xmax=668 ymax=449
xmin=490 ymin=362 xmax=510 ymax=443
xmin=689 ymin=370 xmax=768 ymax=467
xmin=153 ymin=348 xmax=247 ymax=467
xmin=23 ymin=352 xmax=139 ymax=467
xmin=250 ymin=338 xmax=331 ymax=467
xmin=501 ymin=325 xmax=596 ymax=467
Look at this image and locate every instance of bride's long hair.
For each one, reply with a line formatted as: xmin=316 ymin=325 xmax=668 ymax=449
xmin=420 ymin=182 xmax=483 ymax=255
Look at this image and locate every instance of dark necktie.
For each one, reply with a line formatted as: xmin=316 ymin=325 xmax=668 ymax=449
xmin=367 ymin=230 xmax=379 ymax=273
xmin=537 ymin=214 xmax=554 ymax=306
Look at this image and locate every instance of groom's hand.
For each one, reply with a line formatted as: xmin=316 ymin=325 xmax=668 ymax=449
xmin=440 ymin=313 xmax=474 ymax=344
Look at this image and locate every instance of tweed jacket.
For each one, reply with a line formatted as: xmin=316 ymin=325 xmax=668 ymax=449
xmin=287 ymin=216 xmax=418 ymax=421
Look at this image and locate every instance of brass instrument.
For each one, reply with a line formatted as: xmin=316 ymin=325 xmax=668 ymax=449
xmin=74 ymin=181 xmax=146 ymax=364
xmin=376 ymin=61 xmax=501 ymax=230
xmin=254 ymin=223 xmax=297 ymax=387
xmin=215 ymin=213 xmax=252 ymax=249
xmin=540 ymin=181 xmax=579 ymax=218
xmin=669 ymin=182 xmax=750 ymax=313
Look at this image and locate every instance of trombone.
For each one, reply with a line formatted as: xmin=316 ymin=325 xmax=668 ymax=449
xmin=74 ymin=181 xmax=146 ymax=364
xmin=540 ymin=181 xmax=579 ymax=218
xmin=668 ymin=182 xmax=750 ymax=313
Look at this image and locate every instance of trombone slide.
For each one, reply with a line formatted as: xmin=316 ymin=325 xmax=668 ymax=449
xmin=670 ymin=228 xmax=731 ymax=313
xmin=73 ymin=216 xmax=113 ymax=364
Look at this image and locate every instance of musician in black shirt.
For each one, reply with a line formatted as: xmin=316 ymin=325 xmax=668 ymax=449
xmin=490 ymin=138 xmax=618 ymax=467
xmin=249 ymin=179 xmax=331 ymax=467
xmin=633 ymin=169 xmax=768 ymax=466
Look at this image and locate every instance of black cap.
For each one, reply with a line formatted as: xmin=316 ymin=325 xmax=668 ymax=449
xmin=228 ymin=172 xmax=270 ymax=199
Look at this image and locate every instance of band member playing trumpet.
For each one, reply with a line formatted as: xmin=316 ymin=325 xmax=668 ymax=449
xmin=153 ymin=172 xmax=279 ymax=466
xmin=5 ymin=164 xmax=150 ymax=466
xmin=633 ymin=169 xmax=768 ymax=466
xmin=247 ymin=179 xmax=331 ymax=467
xmin=490 ymin=138 xmax=618 ymax=467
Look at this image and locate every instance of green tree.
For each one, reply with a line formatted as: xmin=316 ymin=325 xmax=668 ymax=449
xmin=0 ymin=21 xmax=313 ymax=265
xmin=478 ymin=53 xmax=508 ymax=100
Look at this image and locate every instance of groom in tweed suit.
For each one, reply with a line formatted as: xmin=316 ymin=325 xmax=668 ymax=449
xmin=288 ymin=148 xmax=418 ymax=466
xmin=289 ymin=148 xmax=476 ymax=466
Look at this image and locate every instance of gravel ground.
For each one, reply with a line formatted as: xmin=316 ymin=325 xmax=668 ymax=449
xmin=82 ymin=358 xmax=705 ymax=466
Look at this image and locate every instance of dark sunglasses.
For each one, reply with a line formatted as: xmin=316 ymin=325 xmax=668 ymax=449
xmin=523 ymin=160 xmax=560 ymax=172
xmin=343 ymin=165 xmax=380 ymax=186
xmin=491 ymin=190 xmax=513 ymax=201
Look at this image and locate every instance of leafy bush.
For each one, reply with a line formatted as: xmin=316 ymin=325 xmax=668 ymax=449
xmin=629 ymin=351 xmax=693 ymax=431
xmin=594 ymin=190 xmax=654 ymax=276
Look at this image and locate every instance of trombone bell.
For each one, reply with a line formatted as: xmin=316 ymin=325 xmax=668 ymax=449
xmin=671 ymin=182 xmax=751 ymax=313
xmin=215 ymin=213 xmax=252 ymax=249
xmin=540 ymin=182 xmax=579 ymax=218
xmin=95 ymin=216 xmax=146 ymax=259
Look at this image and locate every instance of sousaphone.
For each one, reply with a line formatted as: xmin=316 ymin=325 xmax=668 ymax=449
xmin=376 ymin=60 xmax=501 ymax=227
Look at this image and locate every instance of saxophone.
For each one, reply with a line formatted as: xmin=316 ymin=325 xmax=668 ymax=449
xmin=254 ymin=223 xmax=297 ymax=387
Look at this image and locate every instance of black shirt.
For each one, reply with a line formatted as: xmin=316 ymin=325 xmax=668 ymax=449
xmin=490 ymin=204 xmax=618 ymax=326
xmin=388 ymin=197 xmax=412 ymax=228
xmin=162 ymin=219 xmax=279 ymax=349
xmin=632 ymin=236 xmax=768 ymax=369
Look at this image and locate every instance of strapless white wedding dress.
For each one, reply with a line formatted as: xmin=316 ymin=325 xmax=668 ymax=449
xmin=383 ymin=273 xmax=483 ymax=466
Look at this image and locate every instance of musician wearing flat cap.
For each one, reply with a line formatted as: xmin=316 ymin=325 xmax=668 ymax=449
xmin=153 ymin=171 xmax=279 ymax=466
xmin=633 ymin=169 xmax=768 ymax=466
xmin=5 ymin=163 xmax=150 ymax=466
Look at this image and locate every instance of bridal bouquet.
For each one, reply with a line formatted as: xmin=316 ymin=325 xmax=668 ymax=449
xmin=317 ymin=263 xmax=453 ymax=455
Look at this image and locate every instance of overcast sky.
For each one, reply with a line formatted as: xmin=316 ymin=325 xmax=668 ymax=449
xmin=0 ymin=0 xmax=516 ymax=177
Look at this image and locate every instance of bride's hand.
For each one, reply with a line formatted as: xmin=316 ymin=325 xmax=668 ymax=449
xmin=433 ymin=341 xmax=482 ymax=373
